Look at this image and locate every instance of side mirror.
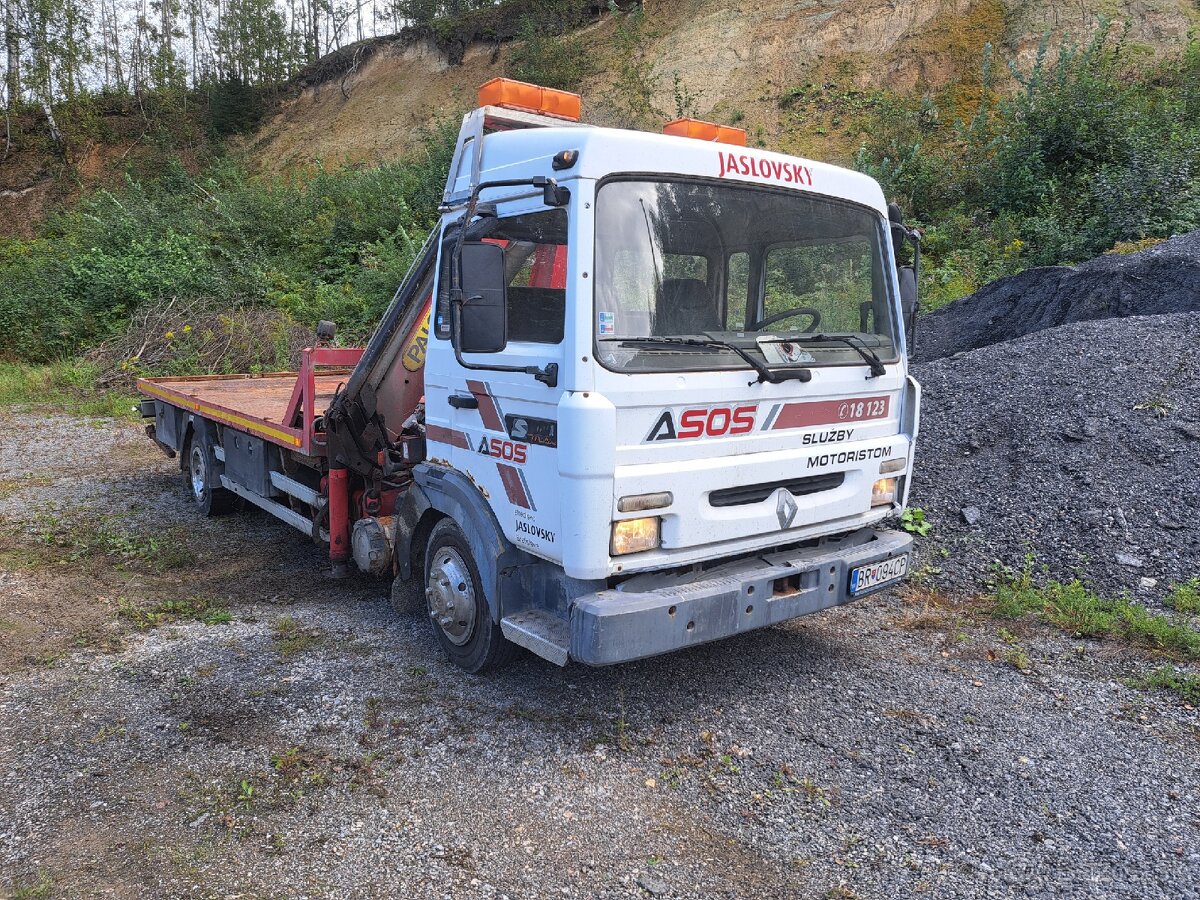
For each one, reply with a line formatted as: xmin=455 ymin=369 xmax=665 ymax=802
xmin=456 ymin=241 xmax=508 ymax=354
xmin=897 ymin=265 xmax=918 ymax=334
xmin=888 ymin=200 xmax=921 ymax=350
xmin=888 ymin=202 xmax=910 ymax=251
xmin=316 ymin=320 xmax=337 ymax=346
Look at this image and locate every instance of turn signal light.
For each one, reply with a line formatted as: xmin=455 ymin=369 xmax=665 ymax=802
xmin=662 ymin=118 xmax=747 ymax=146
xmin=478 ymin=78 xmax=581 ymax=121
xmin=617 ymin=491 xmax=673 ymax=513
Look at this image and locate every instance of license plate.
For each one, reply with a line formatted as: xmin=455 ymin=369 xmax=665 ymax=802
xmin=849 ymin=554 xmax=909 ymax=595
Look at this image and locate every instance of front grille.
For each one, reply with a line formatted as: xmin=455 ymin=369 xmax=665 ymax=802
xmin=709 ymin=472 xmax=845 ymax=508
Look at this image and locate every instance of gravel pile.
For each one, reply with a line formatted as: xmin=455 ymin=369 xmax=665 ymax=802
xmin=910 ymin=312 xmax=1200 ymax=601
xmin=916 ymin=231 xmax=1200 ymax=361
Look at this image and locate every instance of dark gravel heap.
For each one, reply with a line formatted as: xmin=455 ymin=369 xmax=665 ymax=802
xmin=910 ymin=312 xmax=1200 ymax=603
xmin=916 ymin=230 xmax=1200 ymax=361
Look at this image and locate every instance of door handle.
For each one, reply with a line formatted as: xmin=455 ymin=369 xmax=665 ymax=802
xmin=448 ymin=394 xmax=479 ymax=410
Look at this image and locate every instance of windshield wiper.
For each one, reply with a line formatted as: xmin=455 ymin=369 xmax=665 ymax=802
xmin=608 ymin=336 xmax=811 ymax=385
xmin=761 ymin=333 xmax=887 ymax=378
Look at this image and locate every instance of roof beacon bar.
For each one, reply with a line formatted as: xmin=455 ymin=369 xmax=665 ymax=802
xmin=662 ymin=117 xmax=748 ymax=146
xmin=477 ymin=78 xmax=582 ymax=122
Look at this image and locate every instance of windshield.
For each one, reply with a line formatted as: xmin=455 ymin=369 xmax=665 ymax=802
xmin=593 ymin=178 xmax=899 ymax=374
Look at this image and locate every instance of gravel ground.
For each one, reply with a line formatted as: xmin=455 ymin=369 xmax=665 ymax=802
xmin=916 ymin=230 xmax=1200 ymax=362
xmin=1 ymin=410 xmax=1199 ymax=900
xmin=910 ymin=313 xmax=1200 ymax=603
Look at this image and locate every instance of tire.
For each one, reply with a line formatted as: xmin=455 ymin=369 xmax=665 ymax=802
xmin=185 ymin=424 xmax=235 ymax=517
xmin=423 ymin=518 xmax=515 ymax=674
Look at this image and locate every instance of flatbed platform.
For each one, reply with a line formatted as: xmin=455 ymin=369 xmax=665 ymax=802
xmin=138 ymin=363 xmax=355 ymax=452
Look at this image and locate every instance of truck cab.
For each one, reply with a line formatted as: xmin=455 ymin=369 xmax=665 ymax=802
xmin=139 ymin=79 xmax=920 ymax=674
xmin=345 ymin=81 xmax=920 ymax=670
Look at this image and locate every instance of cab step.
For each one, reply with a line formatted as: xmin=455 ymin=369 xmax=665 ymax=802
xmin=500 ymin=610 xmax=570 ymax=667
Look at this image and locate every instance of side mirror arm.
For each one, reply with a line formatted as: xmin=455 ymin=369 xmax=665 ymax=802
xmin=443 ymin=175 xmax=569 ymax=389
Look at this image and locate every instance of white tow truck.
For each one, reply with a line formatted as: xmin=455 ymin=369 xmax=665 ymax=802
xmin=138 ymin=78 xmax=922 ymax=673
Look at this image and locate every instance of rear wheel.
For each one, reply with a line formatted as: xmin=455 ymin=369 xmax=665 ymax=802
xmin=186 ymin=425 xmax=234 ymax=517
xmin=424 ymin=519 xmax=515 ymax=674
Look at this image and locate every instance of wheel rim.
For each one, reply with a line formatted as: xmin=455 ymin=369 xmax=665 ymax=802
xmin=427 ymin=546 xmax=476 ymax=646
xmin=189 ymin=444 xmax=207 ymax=501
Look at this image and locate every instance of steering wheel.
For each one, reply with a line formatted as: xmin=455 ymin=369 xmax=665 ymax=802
xmin=752 ymin=306 xmax=822 ymax=332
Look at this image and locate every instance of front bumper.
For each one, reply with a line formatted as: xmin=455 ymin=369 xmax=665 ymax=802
xmin=570 ymin=527 xmax=912 ymax=666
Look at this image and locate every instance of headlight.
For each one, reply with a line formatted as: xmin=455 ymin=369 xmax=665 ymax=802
xmin=871 ymin=477 xmax=897 ymax=507
xmin=611 ymin=517 xmax=661 ymax=555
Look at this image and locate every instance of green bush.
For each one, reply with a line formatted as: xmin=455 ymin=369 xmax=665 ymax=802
xmin=0 ymin=123 xmax=457 ymax=363
xmin=207 ymin=77 xmax=269 ymax=136
xmin=854 ymin=27 xmax=1200 ymax=303
xmin=991 ymin=566 xmax=1200 ymax=660
xmin=506 ymin=16 xmax=594 ymax=91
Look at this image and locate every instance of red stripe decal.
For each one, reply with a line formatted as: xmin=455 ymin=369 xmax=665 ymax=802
xmin=772 ymin=396 xmax=890 ymax=430
xmin=467 ymin=379 xmax=503 ymax=432
xmin=426 ymin=424 xmax=470 ymax=449
xmin=497 ymin=463 xmax=531 ymax=509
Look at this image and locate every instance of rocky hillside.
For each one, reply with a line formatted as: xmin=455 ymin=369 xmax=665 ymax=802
xmin=249 ymin=0 xmax=1200 ymax=171
xmin=3 ymin=0 xmax=1195 ymax=232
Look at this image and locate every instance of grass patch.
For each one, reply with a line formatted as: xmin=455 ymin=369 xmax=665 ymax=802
xmin=895 ymin=584 xmax=960 ymax=630
xmin=0 ymin=360 xmax=138 ymax=419
xmin=997 ymin=627 xmax=1032 ymax=671
xmin=1135 ymin=666 xmax=1200 ymax=705
xmin=7 ymin=871 xmax=54 ymax=900
xmin=1165 ymin=579 xmax=1200 ymax=615
xmin=899 ymin=507 xmax=932 ymax=536
xmin=271 ymin=616 xmax=325 ymax=657
xmin=0 ymin=474 xmax=55 ymax=500
xmin=991 ymin=567 xmax=1200 ymax=660
xmin=27 ymin=513 xmax=195 ymax=571
xmin=118 ymin=596 xmax=232 ymax=628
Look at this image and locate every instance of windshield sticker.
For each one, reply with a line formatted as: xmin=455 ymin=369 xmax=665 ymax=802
xmin=598 ymin=311 xmax=616 ymax=336
xmin=757 ymin=338 xmax=816 ymax=366
xmin=719 ymin=152 xmax=813 ymax=187
xmin=761 ymin=396 xmax=890 ymax=431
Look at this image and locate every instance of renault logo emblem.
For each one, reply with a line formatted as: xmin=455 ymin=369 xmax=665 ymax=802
xmin=776 ymin=490 xmax=798 ymax=529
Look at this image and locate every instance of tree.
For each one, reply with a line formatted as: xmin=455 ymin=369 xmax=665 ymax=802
xmin=3 ymin=0 xmax=19 ymax=108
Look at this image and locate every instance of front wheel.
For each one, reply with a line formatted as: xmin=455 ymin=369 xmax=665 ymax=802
xmin=424 ymin=519 xmax=515 ymax=674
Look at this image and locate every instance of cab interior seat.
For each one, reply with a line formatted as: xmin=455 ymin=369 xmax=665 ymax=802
xmin=655 ymin=278 xmax=721 ymax=334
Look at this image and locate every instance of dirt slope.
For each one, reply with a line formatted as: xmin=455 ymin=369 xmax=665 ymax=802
xmin=248 ymin=0 xmax=1200 ymax=171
